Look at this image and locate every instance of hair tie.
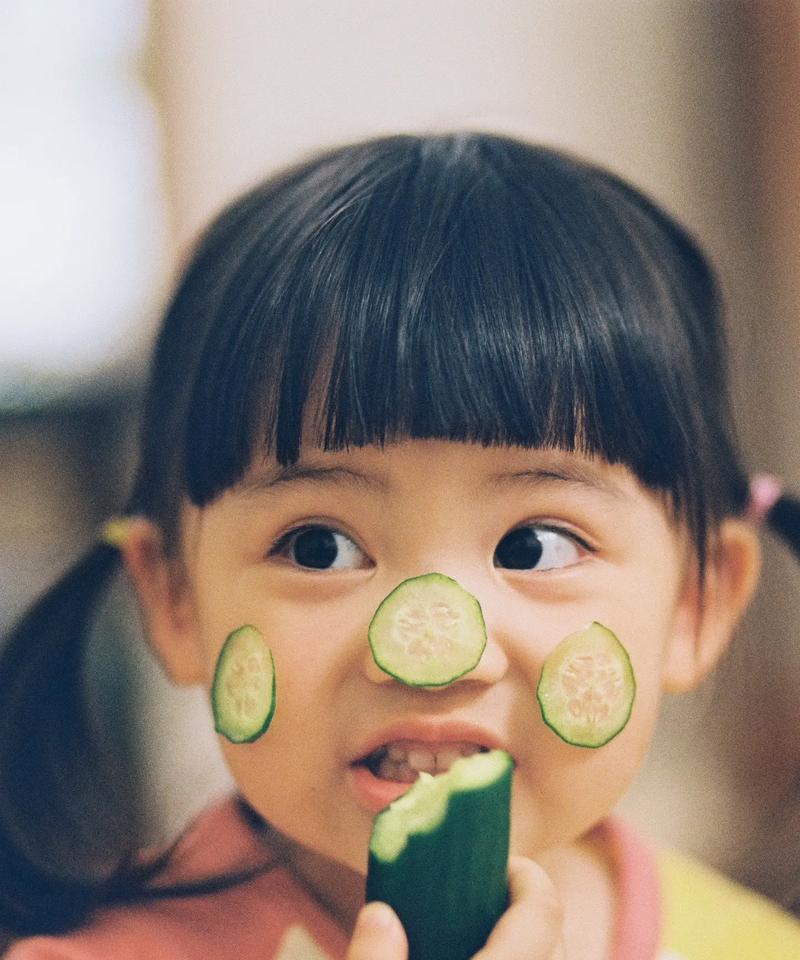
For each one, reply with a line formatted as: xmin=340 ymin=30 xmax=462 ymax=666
xmin=99 ymin=516 xmax=132 ymax=549
xmin=746 ymin=473 xmax=783 ymax=525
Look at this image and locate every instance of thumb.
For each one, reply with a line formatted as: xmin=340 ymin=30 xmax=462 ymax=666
xmin=346 ymin=901 xmax=408 ymax=960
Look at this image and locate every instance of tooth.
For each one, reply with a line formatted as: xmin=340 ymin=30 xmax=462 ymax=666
xmin=398 ymin=762 xmax=420 ymax=781
xmin=387 ymin=744 xmax=408 ymax=762
xmin=375 ymin=758 xmax=392 ymax=779
xmin=407 ymin=748 xmax=437 ymax=772
xmin=375 ymin=757 xmax=417 ymax=783
xmin=376 ymin=757 xmax=395 ymax=779
xmin=435 ymin=748 xmax=463 ymax=772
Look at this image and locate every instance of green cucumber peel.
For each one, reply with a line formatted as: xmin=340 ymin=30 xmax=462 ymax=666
xmin=368 ymin=573 xmax=487 ymax=687
xmin=366 ymin=749 xmax=514 ymax=960
xmin=537 ymin=621 xmax=635 ymax=748
xmin=211 ymin=625 xmax=276 ymax=743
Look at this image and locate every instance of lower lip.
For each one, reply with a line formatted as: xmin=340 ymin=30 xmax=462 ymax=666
xmin=348 ymin=764 xmax=418 ymax=813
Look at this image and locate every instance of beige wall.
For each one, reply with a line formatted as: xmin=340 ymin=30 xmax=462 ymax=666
xmin=151 ymin=0 xmax=757 ymax=250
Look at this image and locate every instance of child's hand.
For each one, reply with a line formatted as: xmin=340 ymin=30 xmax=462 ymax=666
xmin=346 ymin=856 xmax=566 ymax=960
xmin=345 ymin=900 xmax=408 ymax=960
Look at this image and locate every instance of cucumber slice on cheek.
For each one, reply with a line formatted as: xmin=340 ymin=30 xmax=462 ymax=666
xmin=211 ymin=625 xmax=276 ymax=744
xmin=366 ymin=749 xmax=514 ymax=960
xmin=537 ymin=622 xmax=635 ymax=748
xmin=368 ymin=573 xmax=487 ymax=686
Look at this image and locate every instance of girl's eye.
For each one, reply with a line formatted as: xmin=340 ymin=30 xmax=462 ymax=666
xmin=493 ymin=526 xmax=582 ymax=571
xmin=272 ymin=525 xmax=368 ymax=571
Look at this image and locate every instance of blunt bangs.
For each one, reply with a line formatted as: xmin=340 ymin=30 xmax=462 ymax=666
xmin=137 ymin=133 xmax=744 ymax=562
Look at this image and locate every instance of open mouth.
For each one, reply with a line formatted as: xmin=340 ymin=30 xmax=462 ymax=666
xmin=356 ymin=740 xmax=490 ymax=783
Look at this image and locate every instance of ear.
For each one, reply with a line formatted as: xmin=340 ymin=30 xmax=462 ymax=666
xmin=120 ymin=518 xmax=205 ymax=685
xmin=663 ymin=518 xmax=761 ymax=693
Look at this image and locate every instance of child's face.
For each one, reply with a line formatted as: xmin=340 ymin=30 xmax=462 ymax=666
xmin=163 ymin=441 xmax=731 ymax=875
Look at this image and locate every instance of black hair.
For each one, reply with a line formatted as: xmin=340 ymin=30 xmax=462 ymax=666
xmin=136 ymin=134 xmax=742 ymax=550
xmin=2 ymin=132 xmax=799 ymax=938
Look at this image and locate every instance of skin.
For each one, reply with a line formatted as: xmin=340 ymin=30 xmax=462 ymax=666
xmin=123 ymin=440 xmax=760 ymax=959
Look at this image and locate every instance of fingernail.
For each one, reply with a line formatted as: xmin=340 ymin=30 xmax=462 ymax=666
xmin=356 ymin=901 xmax=396 ymax=934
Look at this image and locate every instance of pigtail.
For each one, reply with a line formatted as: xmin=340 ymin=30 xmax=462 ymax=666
xmin=766 ymin=494 xmax=800 ymax=563
xmin=0 ymin=542 xmax=125 ymax=936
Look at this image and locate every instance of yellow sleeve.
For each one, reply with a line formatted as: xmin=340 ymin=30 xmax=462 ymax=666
xmin=659 ymin=849 xmax=800 ymax=959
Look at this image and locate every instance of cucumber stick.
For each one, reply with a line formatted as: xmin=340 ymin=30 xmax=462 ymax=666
xmin=211 ymin=625 xmax=276 ymax=743
xmin=366 ymin=749 xmax=513 ymax=960
xmin=368 ymin=573 xmax=486 ymax=686
xmin=537 ymin=621 xmax=635 ymax=747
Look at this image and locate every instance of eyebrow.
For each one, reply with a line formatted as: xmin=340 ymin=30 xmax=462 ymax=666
xmin=486 ymin=462 xmax=626 ymax=500
xmin=235 ymin=463 xmax=389 ymax=498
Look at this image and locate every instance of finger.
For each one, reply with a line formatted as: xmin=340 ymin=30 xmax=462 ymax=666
xmin=345 ymin=901 xmax=408 ymax=960
xmin=473 ymin=856 xmax=566 ymax=960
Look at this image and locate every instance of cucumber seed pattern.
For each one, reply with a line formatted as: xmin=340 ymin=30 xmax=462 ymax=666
xmin=211 ymin=626 xmax=276 ymax=743
xmin=560 ymin=651 xmax=624 ymax=725
xmin=225 ymin=652 xmax=267 ymax=725
xmin=537 ymin=622 xmax=635 ymax=748
xmin=396 ymin=600 xmax=461 ymax=660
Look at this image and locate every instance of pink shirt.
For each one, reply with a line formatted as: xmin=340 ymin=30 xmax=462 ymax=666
xmin=4 ymin=795 xmax=663 ymax=959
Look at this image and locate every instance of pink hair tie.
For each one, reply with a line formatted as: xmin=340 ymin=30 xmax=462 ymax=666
xmin=746 ymin=473 xmax=783 ymax=525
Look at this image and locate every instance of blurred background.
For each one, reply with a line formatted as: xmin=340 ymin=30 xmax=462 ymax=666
xmin=1 ymin=0 xmax=798 ymax=912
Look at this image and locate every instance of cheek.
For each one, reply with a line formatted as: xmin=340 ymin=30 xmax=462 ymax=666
xmin=510 ymin=711 xmax=655 ymax=859
xmin=192 ymin=568 xmax=331 ymax=679
xmin=211 ymin=601 xmax=342 ymax=739
xmin=195 ymin=589 xmax=337 ymax=777
xmin=597 ymin=559 xmax=685 ymax=712
xmin=214 ymin=645 xmax=335 ymax=821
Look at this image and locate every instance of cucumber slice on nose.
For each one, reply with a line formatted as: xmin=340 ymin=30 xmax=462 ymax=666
xmin=537 ymin=621 xmax=635 ymax=747
xmin=368 ymin=573 xmax=487 ymax=686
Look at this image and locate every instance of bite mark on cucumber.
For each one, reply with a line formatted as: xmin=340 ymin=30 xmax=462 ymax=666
xmin=368 ymin=573 xmax=487 ymax=687
xmin=211 ymin=625 xmax=276 ymax=743
xmin=537 ymin=621 xmax=635 ymax=747
xmin=366 ymin=749 xmax=513 ymax=960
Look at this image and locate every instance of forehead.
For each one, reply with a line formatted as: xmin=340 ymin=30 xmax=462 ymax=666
xmin=232 ymin=441 xmax=643 ymax=503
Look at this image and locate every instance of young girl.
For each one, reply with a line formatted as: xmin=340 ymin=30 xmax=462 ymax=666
xmin=2 ymin=132 xmax=799 ymax=960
